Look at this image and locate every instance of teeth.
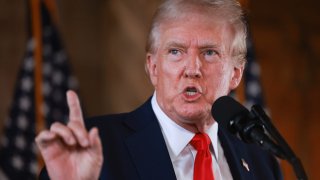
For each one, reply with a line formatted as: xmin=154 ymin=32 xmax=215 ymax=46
xmin=185 ymin=87 xmax=200 ymax=96
xmin=186 ymin=91 xmax=197 ymax=96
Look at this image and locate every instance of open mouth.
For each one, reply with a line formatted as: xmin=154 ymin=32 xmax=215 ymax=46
xmin=184 ymin=87 xmax=199 ymax=96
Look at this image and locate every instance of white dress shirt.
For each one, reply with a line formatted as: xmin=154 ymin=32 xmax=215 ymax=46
xmin=151 ymin=93 xmax=233 ymax=180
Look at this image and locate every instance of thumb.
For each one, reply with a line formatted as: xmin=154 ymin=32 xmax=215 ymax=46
xmin=89 ymin=127 xmax=103 ymax=156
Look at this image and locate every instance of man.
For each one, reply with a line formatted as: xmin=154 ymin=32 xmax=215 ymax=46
xmin=36 ymin=0 xmax=283 ymax=179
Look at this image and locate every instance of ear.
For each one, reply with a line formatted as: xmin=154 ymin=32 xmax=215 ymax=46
xmin=229 ymin=64 xmax=244 ymax=90
xmin=146 ymin=53 xmax=158 ymax=86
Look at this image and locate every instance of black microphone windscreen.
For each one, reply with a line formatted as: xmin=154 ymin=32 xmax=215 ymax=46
xmin=211 ymin=96 xmax=249 ymax=129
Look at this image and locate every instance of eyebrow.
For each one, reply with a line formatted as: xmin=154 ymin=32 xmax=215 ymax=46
xmin=198 ymin=41 xmax=220 ymax=50
xmin=163 ymin=40 xmax=223 ymax=53
xmin=164 ymin=41 xmax=188 ymax=50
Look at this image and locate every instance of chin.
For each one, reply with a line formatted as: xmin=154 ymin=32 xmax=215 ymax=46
xmin=177 ymin=107 xmax=208 ymax=121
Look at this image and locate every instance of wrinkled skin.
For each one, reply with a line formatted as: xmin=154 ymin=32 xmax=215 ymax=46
xmin=35 ymin=9 xmax=244 ymax=180
xmin=146 ymin=14 xmax=244 ymax=133
xmin=35 ymin=91 xmax=103 ymax=180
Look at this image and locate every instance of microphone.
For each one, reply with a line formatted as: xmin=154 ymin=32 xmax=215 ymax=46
xmin=211 ymin=96 xmax=308 ymax=180
xmin=211 ymin=96 xmax=285 ymax=158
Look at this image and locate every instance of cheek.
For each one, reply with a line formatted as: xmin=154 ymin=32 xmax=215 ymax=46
xmin=205 ymin=64 xmax=232 ymax=98
xmin=162 ymin=61 xmax=182 ymax=75
xmin=158 ymin=61 xmax=183 ymax=84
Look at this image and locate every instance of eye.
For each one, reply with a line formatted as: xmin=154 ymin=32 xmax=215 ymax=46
xmin=167 ymin=48 xmax=183 ymax=61
xmin=203 ymin=49 xmax=219 ymax=62
xmin=204 ymin=49 xmax=216 ymax=56
xmin=169 ymin=49 xmax=181 ymax=55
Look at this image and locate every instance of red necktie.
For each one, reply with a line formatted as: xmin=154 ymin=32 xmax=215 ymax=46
xmin=190 ymin=133 xmax=214 ymax=180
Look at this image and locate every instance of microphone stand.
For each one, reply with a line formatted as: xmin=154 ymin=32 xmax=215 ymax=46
xmin=251 ymin=105 xmax=308 ymax=180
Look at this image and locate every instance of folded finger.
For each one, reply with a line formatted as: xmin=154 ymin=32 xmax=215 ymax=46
xmin=86 ymin=127 xmax=103 ymax=168
xmin=50 ymin=122 xmax=76 ymax=146
xmin=35 ymin=130 xmax=57 ymax=149
xmin=89 ymin=127 xmax=103 ymax=155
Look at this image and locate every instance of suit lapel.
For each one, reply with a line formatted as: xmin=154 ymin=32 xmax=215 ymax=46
xmin=123 ymin=99 xmax=257 ymax=180
xmin=219 ymin=127 xmax=254 ymax=180
xmin=124 ymin=99 xmax=176 ymax=180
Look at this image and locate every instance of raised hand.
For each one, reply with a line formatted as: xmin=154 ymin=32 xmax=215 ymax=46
xmin=35 ymin=90 xmax=103 ymax=180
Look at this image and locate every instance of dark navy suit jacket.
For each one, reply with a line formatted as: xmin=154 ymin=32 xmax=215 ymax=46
xmin=40 ymin=98 xmax=283 ymax=180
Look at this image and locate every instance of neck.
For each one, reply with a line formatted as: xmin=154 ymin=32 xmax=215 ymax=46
xmin=171 ymin=116 xmax=215 ymax=134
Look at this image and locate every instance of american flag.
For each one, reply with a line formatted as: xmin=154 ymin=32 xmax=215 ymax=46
xmin=243 ymin=32 xmax=266 ymax=109
xmin=230 ymin=30 xmax=266 ymax=110
xmin=0 ymin=1 xmax=77 ymax=179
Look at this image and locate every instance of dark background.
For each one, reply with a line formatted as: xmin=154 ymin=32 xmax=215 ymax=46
xmin=1 ymin=0 xmax=319 ymax=179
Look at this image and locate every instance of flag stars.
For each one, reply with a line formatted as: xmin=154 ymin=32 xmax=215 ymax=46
xmin=42 ymin=82 xmax=52 ymax=96
xmin=29 ymin=161 xmax=38 ymax=175
xmin=53 ymin=71 xmax=63 ymax=85
xmin=26 ymin=39 xmax=35 ymax=52
xmin=15 ymin=135 xmax=26 ymax=150
xmin=11 ymin=155 xmax=24 ymax=170
xmin=250 ymin=61 xmax=261 ymax=77
xmin=244 ymin=100 xmax=255 ymax=109
xmin=17 ymin=115 xmax=28 ymax=130
xmin=19 ymin=96 xmax=31 ymax=111
xmin=42 ymin=103 xmax=50 ymax=117
xmin=21 ymin=77 xmax=33 ymax=92
xmin=43 ymin=62 xmax=52 ymax=76
xmin=247 ymin=81 xmax=261 ymax=97
xmin=24 ymin=57 xmax=34 ymax=72
xmin=1 ymin=3 xmax=78 ymax=179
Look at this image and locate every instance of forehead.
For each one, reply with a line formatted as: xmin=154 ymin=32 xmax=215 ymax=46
xmin=156 ymin=13 xmax=234 ymax=50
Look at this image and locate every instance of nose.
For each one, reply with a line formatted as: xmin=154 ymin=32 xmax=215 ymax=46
xmin=184 ymin=55 xmax=202 ymax=78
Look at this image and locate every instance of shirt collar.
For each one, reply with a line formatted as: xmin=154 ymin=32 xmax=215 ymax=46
xmin=151 ymin=92 xmax=219 ymax=160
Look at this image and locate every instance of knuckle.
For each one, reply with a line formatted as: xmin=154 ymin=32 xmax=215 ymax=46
xmin=67 ymin=120 xmax=80 ymax=128
xmin=50 ymin=122 xmax=63 ymax=130
xmin=68 ymin=122 xmax=87 ymax=138
xmin=35 ymin=131 xmax=53 ymax=146
xmin=35 ymin=134 xmax=42 ymax=143
xmin=70 ymin=120 xmax=85 ymax=131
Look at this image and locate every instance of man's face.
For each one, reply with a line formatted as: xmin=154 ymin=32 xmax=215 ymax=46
xmin=147 ymin=14 xmax=244 ymax=130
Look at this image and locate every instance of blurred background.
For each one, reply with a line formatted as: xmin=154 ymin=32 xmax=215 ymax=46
xmin=0 ymin=0 xmax=319 ymax=179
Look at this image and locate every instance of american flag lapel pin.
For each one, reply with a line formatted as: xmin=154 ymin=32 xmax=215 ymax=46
xmin=241 ymin=158 xmax=250 ymax=172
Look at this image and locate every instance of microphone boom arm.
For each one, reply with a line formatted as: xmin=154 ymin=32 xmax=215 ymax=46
xmin=251 ymin=105 xmax=308 ymax=180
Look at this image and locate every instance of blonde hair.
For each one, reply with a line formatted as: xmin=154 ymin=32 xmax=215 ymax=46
xmin=146 ymin=0 xmax=247 ymax=65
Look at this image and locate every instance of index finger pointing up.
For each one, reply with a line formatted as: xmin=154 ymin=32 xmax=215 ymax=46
xmin=67 ymin=90 xmax=84 ymax=125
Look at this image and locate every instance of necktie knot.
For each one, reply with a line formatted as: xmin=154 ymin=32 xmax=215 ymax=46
xmin=190 ymin=133 xmax=211 ymax=151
